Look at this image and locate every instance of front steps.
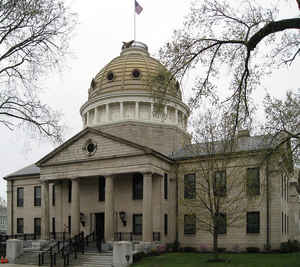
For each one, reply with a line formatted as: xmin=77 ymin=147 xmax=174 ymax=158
xmin=72 ymin=251 xmax=113 ymax=267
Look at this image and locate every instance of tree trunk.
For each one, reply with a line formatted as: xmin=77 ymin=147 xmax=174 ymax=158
xmin=213 ymin=230 xmax=219 ymax=260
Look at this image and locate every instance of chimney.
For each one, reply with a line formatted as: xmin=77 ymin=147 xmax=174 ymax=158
xmin=237 ymin=129 xmax=250 ymax=138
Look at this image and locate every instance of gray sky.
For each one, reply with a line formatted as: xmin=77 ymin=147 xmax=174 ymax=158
xmin=0 ymin=0 xmax=299 ymax=200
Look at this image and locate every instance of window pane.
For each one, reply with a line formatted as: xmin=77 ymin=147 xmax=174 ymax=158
xmin=34 ymin=186 xmax=41 ymax=206
xmin=133 ymin=173 xmax=143 ymax=200
xmin=184 ymin=214 xmax=196 ymax=234
xmin=214 ymin=171 xmax=226 ymax=197
xmin=247 ymin=212 xmax=260 ymax=233
xmin=184 ymin=174 xmax=195 ymax=199
xmin=17 ymin=218 xmax=24 ymax=234
xmin=17 ymin=188 xmax=24 ymax=207
xmin=99 ymin=176 xmax=105 ymax=201
xmin=247 ymin=168 xmax=260 ymax=195
xmin=216 ymin=213 xmax=226 ymax=234
xmin=133 ymin=214 xmax=142 ymax=235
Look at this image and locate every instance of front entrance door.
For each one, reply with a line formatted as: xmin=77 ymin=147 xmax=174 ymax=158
xmin=95 ymin=213 xmax=104 ymax=252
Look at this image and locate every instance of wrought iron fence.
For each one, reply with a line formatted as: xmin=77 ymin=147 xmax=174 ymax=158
xmin=114 ymin=232 xmax=161 ymax=242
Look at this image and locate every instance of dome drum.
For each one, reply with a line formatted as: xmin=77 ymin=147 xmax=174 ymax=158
xmin=81 ymin=41 xmax=190 ymax=142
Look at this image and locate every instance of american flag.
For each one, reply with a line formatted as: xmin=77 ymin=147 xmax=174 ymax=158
xmin=135 ymin=0 xmax=143 ymax=15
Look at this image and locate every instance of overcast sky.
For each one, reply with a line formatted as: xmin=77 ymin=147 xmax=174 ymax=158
xmin=0 ymin=0 xmax=299 ymax=200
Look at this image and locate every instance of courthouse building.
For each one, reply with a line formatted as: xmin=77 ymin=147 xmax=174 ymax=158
xmin=3 ymin=42 xmax=300 ymax=250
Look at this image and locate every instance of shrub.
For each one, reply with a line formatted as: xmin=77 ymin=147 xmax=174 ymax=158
xmin=246 ymin=247 xmax=260 ymax=253
xmin=232 ymin=244 xmax=240 ymax=253
xmin=166 ymin=243 xmax=173 ymax=252
xmin=149 ymin=247 xmax=160 ymax=256
xmin=280 ymin=240 xmax=300 ymax=253
xmin=157 ymin=244 xmax=166 ymax=253
xmin=183 ymin=247 xmax=197 ymax=252
xmin=217 ymin=247 xmax=226 ymax=253
xmin=133 ymin=252 xmax=146 ymax=263
xmin=171 ymin=240 xmax=180 ymax=252
xmin=199 ymin=244 xmax=208 ymax=252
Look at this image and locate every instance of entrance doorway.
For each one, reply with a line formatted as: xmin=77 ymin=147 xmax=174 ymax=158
xmin=95 ymin=213 xmax=104 ymax=252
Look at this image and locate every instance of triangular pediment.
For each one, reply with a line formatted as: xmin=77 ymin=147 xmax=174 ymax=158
xmin=37 ymin=127 xmax=154 ymax=166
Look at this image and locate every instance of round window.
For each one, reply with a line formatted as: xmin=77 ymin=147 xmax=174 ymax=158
xmin=87 ymin=143 xmax=96 ymax=153
xmin=132 ymin=69 xmax=141 ymax=79
xmin=106 ymin=71 xmax=114 ymax=81
xmin=83 ymin=139 xmax=97 ymax=156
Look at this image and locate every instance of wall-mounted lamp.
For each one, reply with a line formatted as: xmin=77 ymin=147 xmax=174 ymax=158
xmin=119 ymin=211 xmax=127 ymax=226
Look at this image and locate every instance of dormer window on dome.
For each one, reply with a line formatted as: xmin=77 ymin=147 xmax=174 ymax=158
xmin=132 ymin=69 xmax=141 ymax=79
xmin=106 ymin=71 xmax=114 ymax=81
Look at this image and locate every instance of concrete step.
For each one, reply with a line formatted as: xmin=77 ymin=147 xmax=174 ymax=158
xmin=72 ymin=251 xmax=113 ymax=267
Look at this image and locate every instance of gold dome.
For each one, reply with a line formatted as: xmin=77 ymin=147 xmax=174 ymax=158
xmin=88 ymin=41 xmax=182 ymax=100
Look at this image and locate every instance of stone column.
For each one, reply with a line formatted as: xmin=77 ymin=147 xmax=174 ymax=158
xmin=135 ymin=102 xmax=139 ymax=119
xmin=41 ymin=181 xmax=50 ymax=240
xmin=175 ymin=109 xmax=178 ymax=125
xmin=150 ymin=103 xmax=154 ymax=121
xmin=105 ymin=175 xmax=114 ymax=242
xmin=94 ymin=107 xmax=98 ymax=125
xmin=143 ymin=172 xmax=153 ymax=242
xmin=87 ymin=111 xmax=90 ymax=126
xmin=120 ymin=102 xmax=123 ymax=120
xmin=7 ymin=181 xmax=13 ymax=235
xmin=106 ymin=104 xmax=110 ymax=122
xmin=71 ymin=178 xmax=80 ymax=237
xmin=55 ymin=181 xmax=64 ymax=232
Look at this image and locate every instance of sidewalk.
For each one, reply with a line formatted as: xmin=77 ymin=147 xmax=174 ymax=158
xmin=3 ymin=265 xmax=38 ymax=267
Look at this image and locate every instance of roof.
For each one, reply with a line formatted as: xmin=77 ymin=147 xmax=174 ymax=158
xmin=4 ymin=164 xmax=40 ymax=179
xmin=4 ymin=127 xmax=173 ymax=179
xmin=171 ymin=135 xmax=277 ymax=160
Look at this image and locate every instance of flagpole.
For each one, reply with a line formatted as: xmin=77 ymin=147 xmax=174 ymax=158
xmin=134 ymin=0 xmax=136 ymax=41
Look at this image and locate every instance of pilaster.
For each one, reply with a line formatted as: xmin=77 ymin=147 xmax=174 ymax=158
xmin=105 ymin=175 xmax=114 ymax=242
xmin=143 ymin=172 xmax=153 ymax=242
xmin=41 ymin=181 xmax=50 ymax=240
xmin=71 ymin=178 xmax=80 ymax=237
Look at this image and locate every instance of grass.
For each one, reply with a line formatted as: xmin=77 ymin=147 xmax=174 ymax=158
xmin=132 ymin=252 xmax=300 ymax=267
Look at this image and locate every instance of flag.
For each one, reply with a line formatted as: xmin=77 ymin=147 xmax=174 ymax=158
xmin=297 ymin=0 xmax=300 ymax=9
xmin=135 ymin=0 xmax=143 ymax=15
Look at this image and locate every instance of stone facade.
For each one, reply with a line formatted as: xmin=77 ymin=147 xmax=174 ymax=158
xmin=3 ymin=41 xmax=300 ymax=251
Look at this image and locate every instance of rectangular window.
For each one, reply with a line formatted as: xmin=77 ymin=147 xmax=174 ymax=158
xmin=34 ymin=186 xmax=41 ymax=206
xmin=98 ymin=176 xmax=105 ymax=201
xmin=184 ymin=174 xmax=196 ymax=199
xmin=164 ymin=214 xmax=168 ymax=235
xmin=247 ymin=168 xmax=260 ymax=195
xmin=52 ymin=184 xmax=55 ymax=206
xmin=214 ymin=171 xmax=226 ymax=197
xmin=68 ymin=180 xmax=72 ymax=203
xmin=17 ymin=187 xmax=24 ymax=207
xmin=132 ymin=173 xmax=143 ymax=200
xmin=216 ymin=213 xmax=227 ymax=234
xmin=68 ymin=216 xmax=71 ymax=234
xmin=133 ymin=214 xmax=142 ymax=235
xmin=34 ymin=218 xmax=41 ymax=235
xmin=282 ymin=212 xmax=284 ymax=234
xmin=184 ymin=214 xmax=196 ymax=235
xmin=17 ymin=218 xmax=24 ymax=234
xmin=52 ymin=217 xmax=56 ymax=233
xmin=247 ymin=212 xmax=260 ymax=233
xmin=164 ymin=173 xmax=168 ymax=200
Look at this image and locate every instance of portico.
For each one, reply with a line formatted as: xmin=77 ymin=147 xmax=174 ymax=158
xmin=40 ymin=171 xmax=163 ymax=243
xmin=37 ymin=127 xmax=173 ymax=243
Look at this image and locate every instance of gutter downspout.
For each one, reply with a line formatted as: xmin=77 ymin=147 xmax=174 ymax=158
xmin=266 ymin=159 xmax=270 ymax=250
xmin=175 ymin=162 xmax=179 ymax=244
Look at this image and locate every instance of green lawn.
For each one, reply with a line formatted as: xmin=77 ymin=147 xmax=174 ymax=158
xmin=132 ymin=252 xmax=300 ymax=267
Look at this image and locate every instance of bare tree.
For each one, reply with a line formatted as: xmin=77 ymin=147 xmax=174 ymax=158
xmin=178 ymin=108 xmax=257 ymax=259
xmin=263 ymin=90 xmax=300 ymax=161
xmin=0 ymin=0 xmax=77 ymax=143
xmin=159 ymin=0 xmax=300 ymax=140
